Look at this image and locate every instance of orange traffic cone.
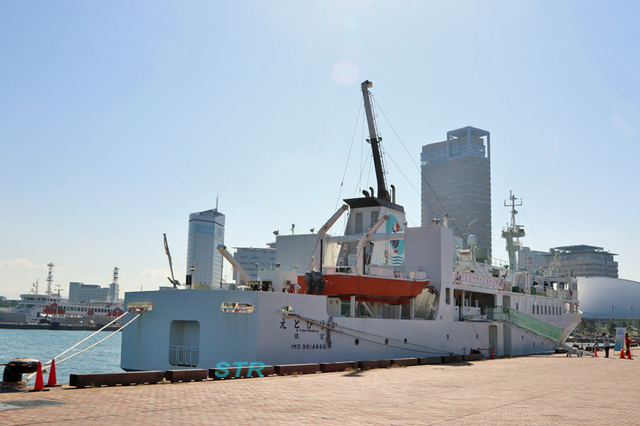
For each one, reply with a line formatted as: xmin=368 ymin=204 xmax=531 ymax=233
xmin=620 ymin=348 xmax=625 ymax=358
xmin=628 ymin=348 xmax=633 ymax=360
xmin=46 ymin=359 xmax=61 ymax=387
xmin=490 ymin=348 xmax=495 ymax=359
xmin=28 ymin=362 xmax=49 ymax=392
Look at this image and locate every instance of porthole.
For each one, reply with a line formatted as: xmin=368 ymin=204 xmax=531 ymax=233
xmin=355 ymin=339 xmax=359 ymax=346
xmin=385 ymin=338 xmax=389 ymax=345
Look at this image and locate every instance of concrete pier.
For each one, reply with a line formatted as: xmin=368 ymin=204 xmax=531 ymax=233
xmin=1 ymin=349 xmax=639 ymax=425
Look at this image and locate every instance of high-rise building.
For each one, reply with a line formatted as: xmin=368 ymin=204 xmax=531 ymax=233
xmin=186 ymin=208 xmax=225 ymax=288
xmin=421 ymin=126 xmax=491 ymax=257
xmin=232 ymin=245 xmax=276 ymax=282
xmin=518 ymin=245 xmax=618 ymax=278
xmin=541 ymin=245 xmax=618 ymax=278
xmin=517 ymin=247 xmax=548 ymax=273
xmin=69 ymin=282 xmax=118 ymax=303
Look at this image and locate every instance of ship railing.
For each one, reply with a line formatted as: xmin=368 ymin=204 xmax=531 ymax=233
xmin=529 ymin=287 xmax=572 ymax=299
xmin=486 ymin=307 xmax=564 ymax=342
xmin=169 ymin=345 xmax=200 ymax=367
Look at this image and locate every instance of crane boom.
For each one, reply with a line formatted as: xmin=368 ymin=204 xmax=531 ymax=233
xmin=361 ymin=80 xmax=390 ymax=201
xmin=354 ymin=214 xmax=389 ymax=275
xmin=217 ymin=244 xmax=255 ymax=286
xmin=309 ymin=204 xmax=349 ymax=272
xmin=163 ymin=234 xmax=180 ymax=288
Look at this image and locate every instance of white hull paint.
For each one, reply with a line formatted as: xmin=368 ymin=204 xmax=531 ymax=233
xmin=121 ymin=286 xmax=580 ymax=371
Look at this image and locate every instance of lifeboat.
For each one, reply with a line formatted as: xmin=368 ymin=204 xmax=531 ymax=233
xmin=298 ymin=272 xmax=429 ymax=305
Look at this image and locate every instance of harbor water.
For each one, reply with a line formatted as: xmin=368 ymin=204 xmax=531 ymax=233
xmin=0 ymin=329 xmax=122 ymax=384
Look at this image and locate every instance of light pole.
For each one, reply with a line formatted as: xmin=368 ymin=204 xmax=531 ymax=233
xmin=612 ymin=305 xmax=615 ymax=321
xmin=188 ymin=265 xmax=195 ymax=288
xmin=56 ymin=285 xmax=61 ymax=318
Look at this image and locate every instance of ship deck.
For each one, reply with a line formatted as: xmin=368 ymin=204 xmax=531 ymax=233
xmin=2 ymin=348 xmax=638 ymax=425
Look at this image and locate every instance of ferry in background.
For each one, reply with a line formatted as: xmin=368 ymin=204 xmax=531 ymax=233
xmin=121 ymin=81 xmax=581 ymax=372
xmin=11 ymin=293 xmax=124 ymax=323
xmin=7 ymin=267 xmax=124 ymax=323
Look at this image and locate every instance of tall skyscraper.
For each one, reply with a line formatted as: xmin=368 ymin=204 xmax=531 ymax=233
xmin=186 ymin=208 xmax=225 ymax=288
xmin=421 ymin=126 xmax=491 ymax=257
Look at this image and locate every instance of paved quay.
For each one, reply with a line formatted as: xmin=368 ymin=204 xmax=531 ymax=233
xmin=1 ymin=349 xmax=639 ymax=426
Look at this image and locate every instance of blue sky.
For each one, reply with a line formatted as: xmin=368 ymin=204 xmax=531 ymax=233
xmin=1 ymin=1 xmax=639 ymax=299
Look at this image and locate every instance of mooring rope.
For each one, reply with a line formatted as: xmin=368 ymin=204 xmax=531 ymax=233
xmin=48 ymin=313 xmax=128 ymax=364
xmin=56 ymin=313 xmax=141 ymax=365
xmin=24 ymin=310 xmax=141 ymax=382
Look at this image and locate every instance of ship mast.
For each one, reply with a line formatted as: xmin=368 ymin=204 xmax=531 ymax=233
xmin=501 ymin=191 xmax=525 ymax=270
xmin=361 ymin=80 xmax=390 ymax=202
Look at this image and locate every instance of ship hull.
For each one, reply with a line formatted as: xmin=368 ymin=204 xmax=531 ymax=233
xmin=120 ymin=289 xmax=579 ymax=372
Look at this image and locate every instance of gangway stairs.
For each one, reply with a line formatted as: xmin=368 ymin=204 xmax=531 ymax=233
xmin=487 ymin=307 xmax=594 ymax=357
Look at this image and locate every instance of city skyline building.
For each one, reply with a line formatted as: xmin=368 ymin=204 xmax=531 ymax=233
xmin=518 ymin=245 xmax=618 ymax=278
xmin=232 ymin=245 xmax=276 ymax=282
xmin=186 ymin=208 xmax=225 ymax=288
xmin=542 ymin=245 xmax=618 ymax=278
xmin=69 ymin=282 xmax=118 ymax=303
xmin=517 ymin=246 xmax=548 ymax=273
xmin=421 ymin=126 xmax=492 ymax=257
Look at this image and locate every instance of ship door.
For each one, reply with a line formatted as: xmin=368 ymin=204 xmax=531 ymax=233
xmin=503 ymin=295 xmax=511 ymax=309
xmin=169 ymin=320 xmax=200 ymax=367
xmin=489 ymin=325 xmax=498 ymax=355
xmin=503 ymin=325 xmax=512 ymax=356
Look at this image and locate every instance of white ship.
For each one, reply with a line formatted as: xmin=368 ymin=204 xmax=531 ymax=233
xmin=10 ymin=267 xmax=125 ymax=323
xmin=121 ymin=81 xmax=581 ymax=371
xmin=12 ymin=293 xmax=124 ymax=323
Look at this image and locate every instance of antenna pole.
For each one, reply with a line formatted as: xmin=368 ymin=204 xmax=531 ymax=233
xmin=46 ymin=262 xmax=54 ymax=295
xmin=112 ymin=267 xmax=120 ymax=303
